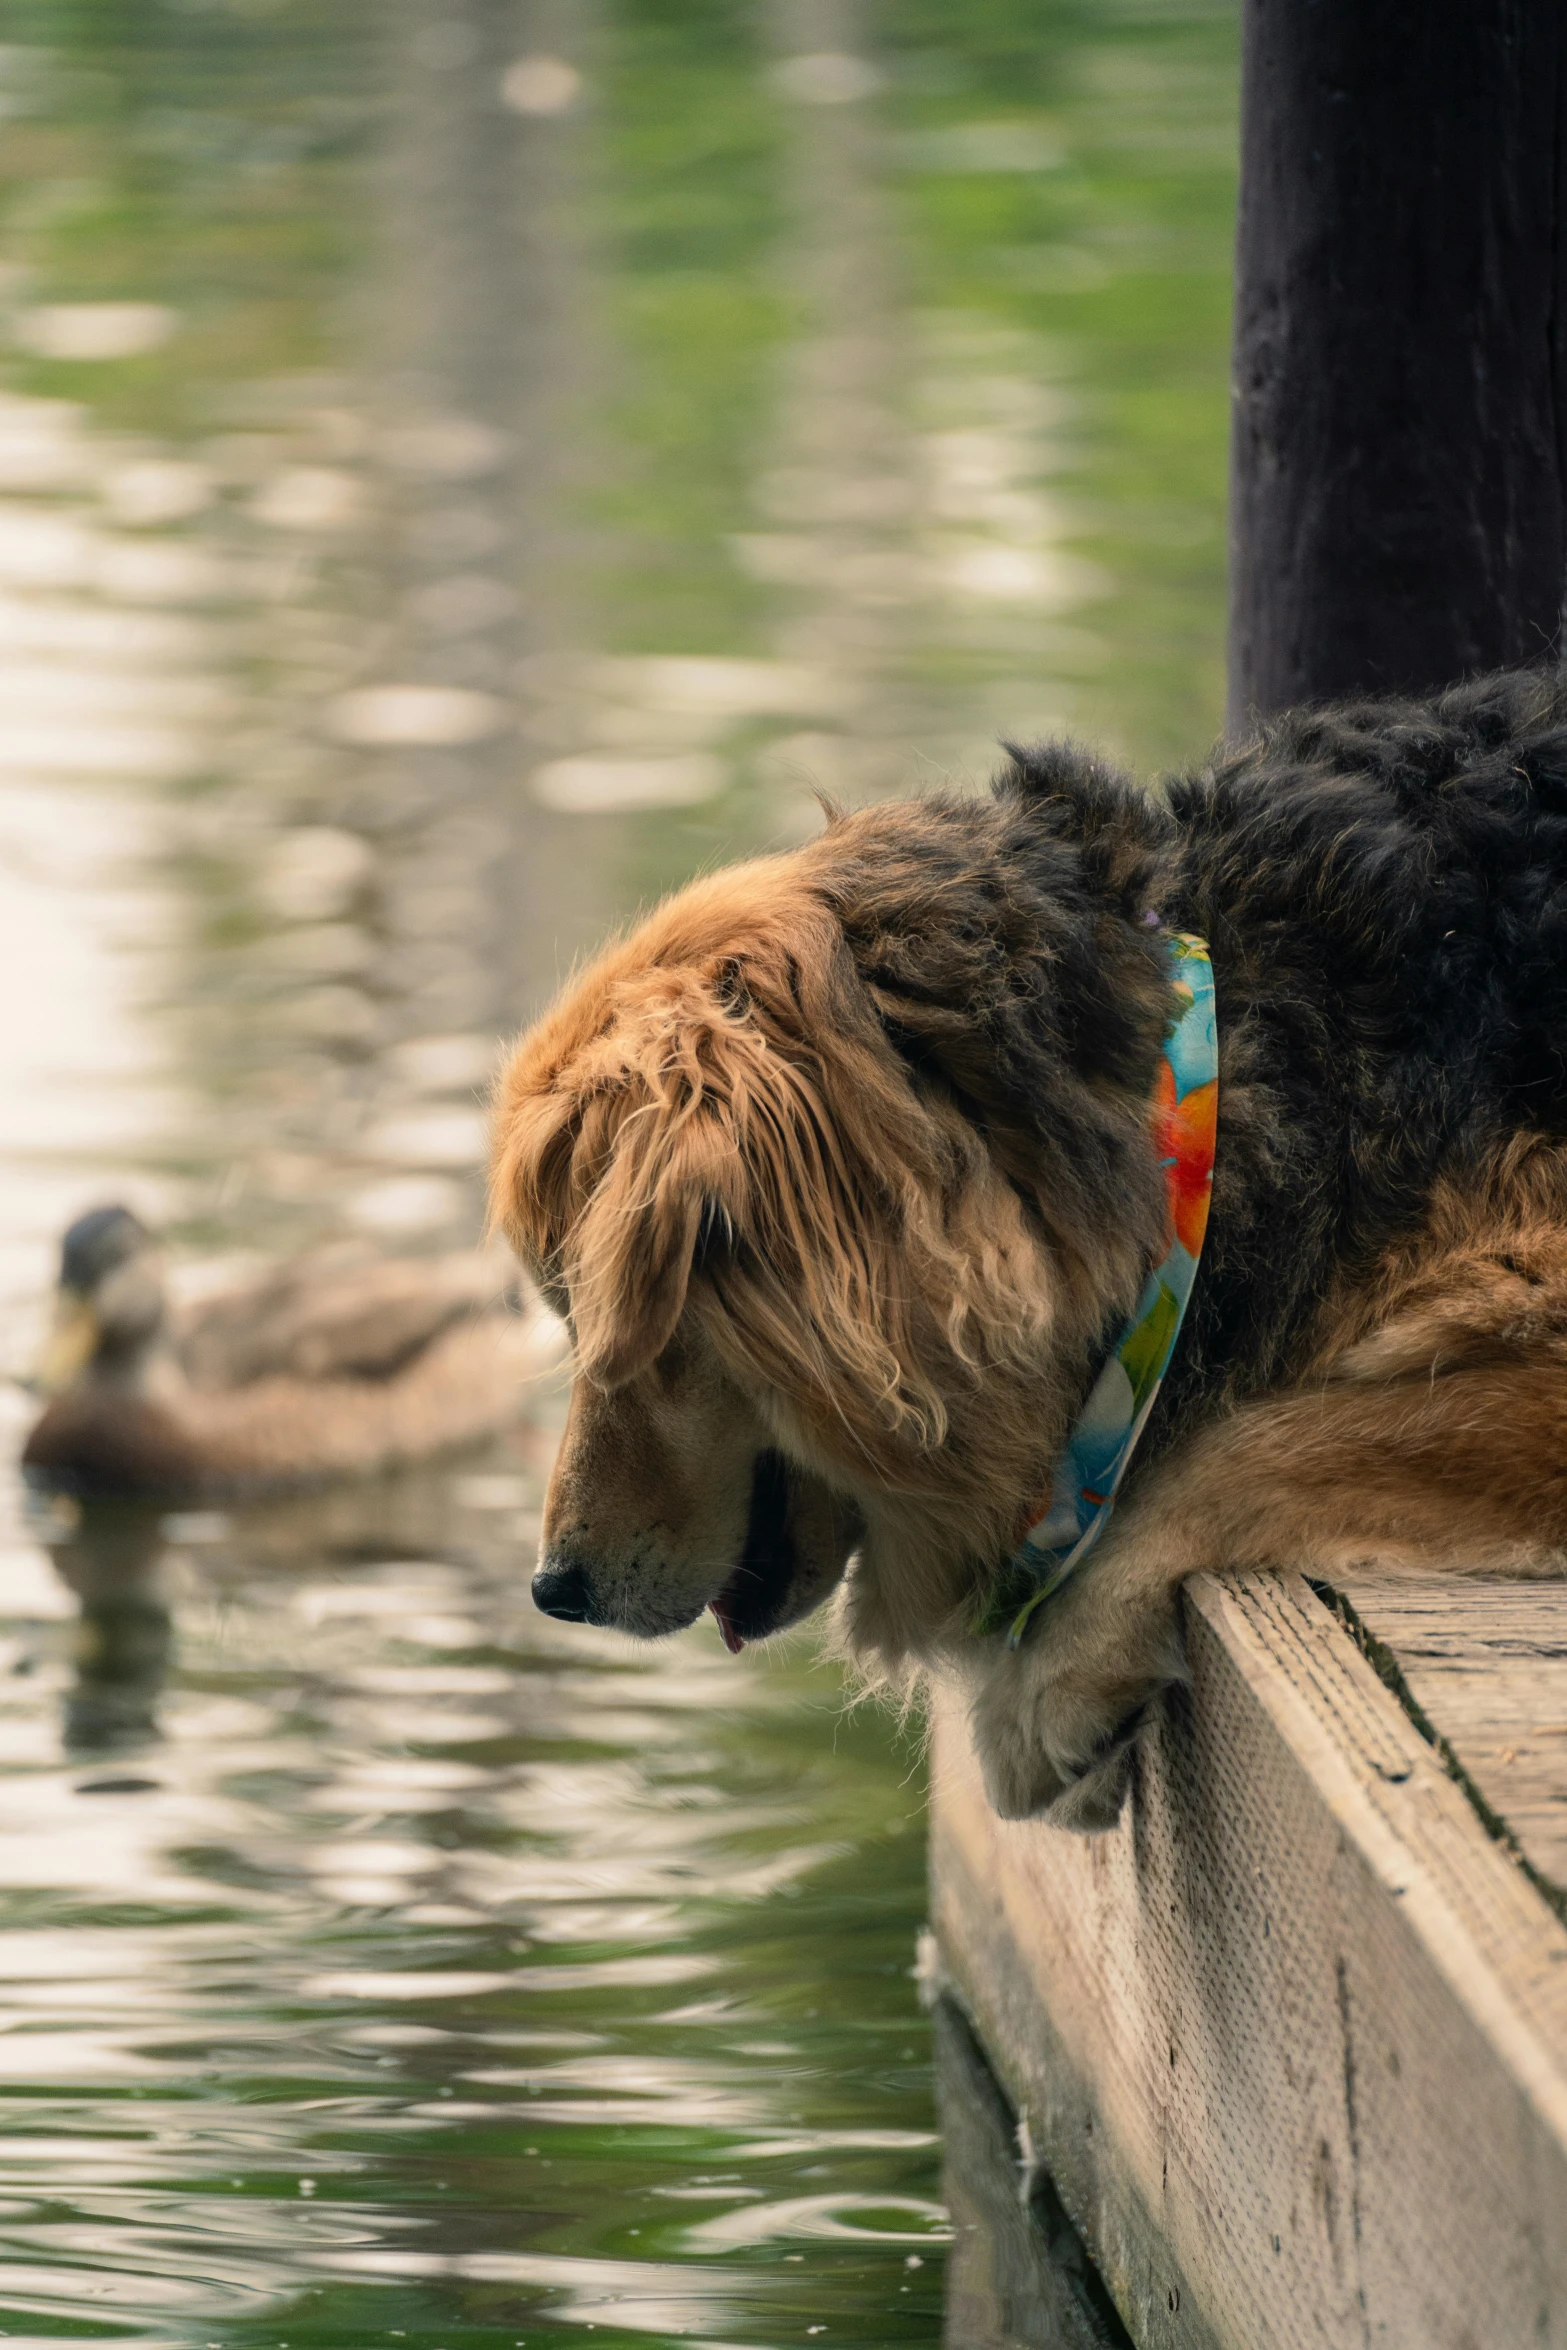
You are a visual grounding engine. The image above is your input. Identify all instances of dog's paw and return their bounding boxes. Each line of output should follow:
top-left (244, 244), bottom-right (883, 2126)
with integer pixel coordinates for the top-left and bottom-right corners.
top-left (970, 1676), bottom-right (1142, 1830)
top-left (1048, 1729), bottom-right (1140, 1831)
top-left (966, 1571), bottom-right (1183, 1831)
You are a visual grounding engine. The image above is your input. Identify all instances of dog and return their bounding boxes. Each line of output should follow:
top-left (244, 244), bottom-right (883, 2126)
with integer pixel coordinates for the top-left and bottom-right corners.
top-left (490, 668), bottom-right (1567, 1829)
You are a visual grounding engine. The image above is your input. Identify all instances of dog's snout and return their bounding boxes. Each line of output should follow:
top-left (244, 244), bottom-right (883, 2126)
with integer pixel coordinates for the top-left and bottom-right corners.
top-left (532, 1551), bottom-right (594, 1623)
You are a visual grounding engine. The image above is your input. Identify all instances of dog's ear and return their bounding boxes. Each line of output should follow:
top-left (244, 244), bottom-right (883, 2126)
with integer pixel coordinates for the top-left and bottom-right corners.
top-left (487, 1075), bottom-right (579, 1292)
top-left (565, 1121), bottom-right (715, 1388)
top-left (492, 967), bottom-right (761, 1391)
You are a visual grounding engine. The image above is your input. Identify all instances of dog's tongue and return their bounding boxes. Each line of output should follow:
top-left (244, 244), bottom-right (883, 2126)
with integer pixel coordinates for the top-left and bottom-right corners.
top-left (709, 1597), bottom-right (746, 1655)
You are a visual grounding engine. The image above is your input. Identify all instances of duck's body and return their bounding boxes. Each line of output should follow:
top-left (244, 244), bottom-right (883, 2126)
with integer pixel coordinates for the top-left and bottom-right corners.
top-left (23, 1207), bottom-right (562, 1499)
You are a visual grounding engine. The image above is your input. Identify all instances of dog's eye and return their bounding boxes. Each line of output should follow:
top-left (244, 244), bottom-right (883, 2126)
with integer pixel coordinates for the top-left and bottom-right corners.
top-left (691, 1198), bottom-right (734, 1277)
top-left (712, 959), bottom-right (751, 1018)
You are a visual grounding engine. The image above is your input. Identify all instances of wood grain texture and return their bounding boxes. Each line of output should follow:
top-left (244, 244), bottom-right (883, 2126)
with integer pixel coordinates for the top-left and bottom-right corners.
top-left (1335, 1577), bottom-right (1567, 1901)
top-left (929, 1571), bottom-right (1567, 2350)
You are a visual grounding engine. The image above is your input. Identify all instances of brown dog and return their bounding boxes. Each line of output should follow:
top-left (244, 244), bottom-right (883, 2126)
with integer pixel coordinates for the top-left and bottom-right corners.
top-left (491, 672), bottom-right (1567, 1828)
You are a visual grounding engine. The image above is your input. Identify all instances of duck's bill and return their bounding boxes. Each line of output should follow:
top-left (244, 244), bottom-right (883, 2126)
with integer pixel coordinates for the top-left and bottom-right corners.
top-left (32, 1290), bottom-right (99, 1395)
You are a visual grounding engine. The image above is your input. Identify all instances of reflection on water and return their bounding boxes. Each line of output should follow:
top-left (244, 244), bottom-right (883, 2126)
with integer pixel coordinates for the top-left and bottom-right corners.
top-left (0, 0), bottom-right (1236, 2339)
top-left (45, 1499), bottom-right (172, 1751)
top-left (1, 1458), bottom-right (946, 2344)
top-left (936, 2002), bottom-right (1132, 2349)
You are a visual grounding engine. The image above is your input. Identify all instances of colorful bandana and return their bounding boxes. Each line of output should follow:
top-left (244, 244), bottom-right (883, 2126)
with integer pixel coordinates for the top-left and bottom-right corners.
top-left (976, 931), bottom-right (1218, 1649)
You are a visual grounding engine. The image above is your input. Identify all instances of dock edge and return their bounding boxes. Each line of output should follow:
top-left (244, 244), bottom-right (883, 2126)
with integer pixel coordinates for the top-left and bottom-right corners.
top-left (928, 1570), bottom-right (1567, 2350)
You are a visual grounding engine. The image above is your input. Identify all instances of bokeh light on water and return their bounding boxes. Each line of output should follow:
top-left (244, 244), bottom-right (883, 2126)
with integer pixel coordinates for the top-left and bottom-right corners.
top-left (0, 2), bottom-right (1235, 2341)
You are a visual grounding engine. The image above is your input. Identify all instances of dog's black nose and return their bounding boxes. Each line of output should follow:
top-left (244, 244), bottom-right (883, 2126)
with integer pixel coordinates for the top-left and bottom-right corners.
top-left (532, 1553), bottom-right (593, 1622)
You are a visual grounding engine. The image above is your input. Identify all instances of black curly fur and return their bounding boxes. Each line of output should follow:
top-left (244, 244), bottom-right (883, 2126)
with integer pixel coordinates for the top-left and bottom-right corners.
top-left (810, 666), bottom-right (1567, 1481)
top-left (1024, 668), bottom-right (1567, 1457)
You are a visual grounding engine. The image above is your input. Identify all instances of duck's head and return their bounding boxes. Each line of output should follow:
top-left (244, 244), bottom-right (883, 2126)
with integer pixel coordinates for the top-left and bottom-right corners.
top-left (34, 1206), bottom-right (167, 1395)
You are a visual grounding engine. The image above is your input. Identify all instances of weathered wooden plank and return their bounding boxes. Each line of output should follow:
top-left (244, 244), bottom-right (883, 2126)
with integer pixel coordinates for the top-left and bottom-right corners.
top-left (1334, 1576), bottom-right (1567, 1901)
top-left (928, 1571), bottom-right (1567, 2350)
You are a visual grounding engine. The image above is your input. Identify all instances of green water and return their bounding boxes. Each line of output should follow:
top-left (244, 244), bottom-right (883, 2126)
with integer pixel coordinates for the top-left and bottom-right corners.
top-left (0, 2), bottom-right (1235, 2341)
top-left (0, 1464), bottom-right (942, 2345)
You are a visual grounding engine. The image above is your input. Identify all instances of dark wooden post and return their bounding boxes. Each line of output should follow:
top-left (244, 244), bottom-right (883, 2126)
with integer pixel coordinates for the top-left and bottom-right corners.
top-left (1227, 0), bottom-right (1567, 735)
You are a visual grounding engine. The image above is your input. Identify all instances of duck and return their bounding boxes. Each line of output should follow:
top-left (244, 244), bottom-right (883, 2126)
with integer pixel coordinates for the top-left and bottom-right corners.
top-left (22, 1203), bottom-right (564, 1499)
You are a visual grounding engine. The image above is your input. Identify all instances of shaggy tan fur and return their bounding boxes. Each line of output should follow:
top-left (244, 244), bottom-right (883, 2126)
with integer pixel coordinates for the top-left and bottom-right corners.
top-left (490, 835), bottom-right (1153, 1680)
top-left (490, 709), bottom-right (1567, 1828)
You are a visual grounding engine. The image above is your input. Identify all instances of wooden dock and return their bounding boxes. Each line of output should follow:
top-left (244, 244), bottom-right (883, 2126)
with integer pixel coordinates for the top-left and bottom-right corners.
top-left (927, 1571), bottom-right (1567, 2349)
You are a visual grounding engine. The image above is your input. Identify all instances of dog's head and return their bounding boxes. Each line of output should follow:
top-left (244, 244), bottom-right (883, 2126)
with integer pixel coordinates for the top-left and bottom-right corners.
top-left (490, 773), bottom-right (1171, 1668)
